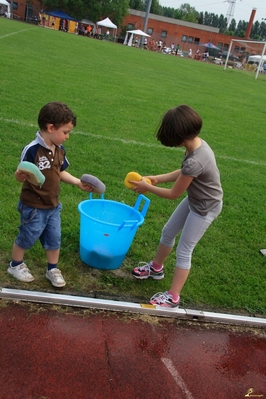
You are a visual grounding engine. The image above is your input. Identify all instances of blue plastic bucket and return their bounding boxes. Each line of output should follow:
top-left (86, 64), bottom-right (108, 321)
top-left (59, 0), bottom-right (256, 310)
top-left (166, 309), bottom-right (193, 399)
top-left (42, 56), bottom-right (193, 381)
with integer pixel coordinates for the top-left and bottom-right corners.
top-left (78, 194), bottom-right (150, 270)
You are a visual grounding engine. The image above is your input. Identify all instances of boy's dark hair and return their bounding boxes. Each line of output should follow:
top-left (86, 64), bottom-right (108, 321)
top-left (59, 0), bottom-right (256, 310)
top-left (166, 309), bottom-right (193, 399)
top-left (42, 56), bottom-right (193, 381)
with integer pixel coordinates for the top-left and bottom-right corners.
top-left (38, 101), bottom-right (77, 130)
top-left (156, 105), bottom-right (202, 147)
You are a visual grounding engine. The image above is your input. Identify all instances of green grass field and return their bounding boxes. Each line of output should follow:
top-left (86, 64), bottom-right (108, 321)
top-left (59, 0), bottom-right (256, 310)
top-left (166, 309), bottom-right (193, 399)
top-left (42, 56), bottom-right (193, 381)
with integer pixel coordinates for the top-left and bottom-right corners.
top-left (1, 18), bottom-right (266, 316)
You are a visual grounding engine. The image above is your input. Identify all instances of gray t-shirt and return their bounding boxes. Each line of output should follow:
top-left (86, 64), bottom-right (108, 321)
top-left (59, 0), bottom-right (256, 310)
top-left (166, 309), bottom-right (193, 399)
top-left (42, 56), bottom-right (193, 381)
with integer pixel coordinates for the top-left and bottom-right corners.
top-left (181, 139), bottom-right (223, 215)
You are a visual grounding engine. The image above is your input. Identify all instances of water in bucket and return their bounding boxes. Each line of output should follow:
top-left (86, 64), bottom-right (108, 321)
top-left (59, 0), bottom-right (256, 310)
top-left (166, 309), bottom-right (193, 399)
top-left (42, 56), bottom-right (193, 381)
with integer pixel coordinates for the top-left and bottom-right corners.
top-left (78, 194), bottom-right (150, 270)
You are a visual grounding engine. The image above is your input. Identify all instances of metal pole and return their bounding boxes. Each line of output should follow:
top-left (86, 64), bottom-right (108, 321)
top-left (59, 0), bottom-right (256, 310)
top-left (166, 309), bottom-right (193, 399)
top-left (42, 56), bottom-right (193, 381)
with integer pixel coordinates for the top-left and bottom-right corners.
top-left (141, 0), bottom-right (152, 47)
top-left (255, 42), bottom-right (266, 80)
top-left (9, 0), bottom-right (13, 18)
top-left (224, 39), bottom-right (233, 70)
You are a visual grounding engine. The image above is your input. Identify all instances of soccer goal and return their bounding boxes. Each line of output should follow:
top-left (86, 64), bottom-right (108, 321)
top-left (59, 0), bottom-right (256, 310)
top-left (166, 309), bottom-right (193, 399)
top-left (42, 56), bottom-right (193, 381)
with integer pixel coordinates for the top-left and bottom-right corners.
top-left (224, 38), bottom-right (266, 79)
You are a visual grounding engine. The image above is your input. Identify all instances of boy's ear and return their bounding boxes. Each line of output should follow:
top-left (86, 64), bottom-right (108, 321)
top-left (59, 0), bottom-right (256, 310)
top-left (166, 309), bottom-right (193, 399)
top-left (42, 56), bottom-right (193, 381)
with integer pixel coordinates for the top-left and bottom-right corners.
top-left (46, 123), bottom-right (55, 133)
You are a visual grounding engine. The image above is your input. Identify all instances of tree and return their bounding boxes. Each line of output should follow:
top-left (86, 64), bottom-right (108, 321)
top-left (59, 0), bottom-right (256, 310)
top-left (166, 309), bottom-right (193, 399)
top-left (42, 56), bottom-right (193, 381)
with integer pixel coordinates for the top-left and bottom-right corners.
top-left (129, 0), bottom-right (145, 11)
top-left (178, 3), bottom-right (198, 23)
top-left (160, 7), bottom-right (174, 18)
top-left (150, 0), bottom-right (162, 16)
top-left (41, 0), bottom-right (130, 25)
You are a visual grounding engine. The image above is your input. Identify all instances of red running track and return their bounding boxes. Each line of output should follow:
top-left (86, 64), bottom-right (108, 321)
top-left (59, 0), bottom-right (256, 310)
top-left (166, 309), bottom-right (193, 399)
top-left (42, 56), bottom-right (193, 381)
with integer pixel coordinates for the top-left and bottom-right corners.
top-left (0, 301), bottom-right (266, 399)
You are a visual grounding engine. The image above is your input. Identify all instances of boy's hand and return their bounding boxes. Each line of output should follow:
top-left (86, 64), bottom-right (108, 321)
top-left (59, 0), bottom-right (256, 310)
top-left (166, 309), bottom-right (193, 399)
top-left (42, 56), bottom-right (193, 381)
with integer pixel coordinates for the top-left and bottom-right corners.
top-left (78, 181), bottom-right (94, 192)
top-left (15, 169), bottom-right (29, 183)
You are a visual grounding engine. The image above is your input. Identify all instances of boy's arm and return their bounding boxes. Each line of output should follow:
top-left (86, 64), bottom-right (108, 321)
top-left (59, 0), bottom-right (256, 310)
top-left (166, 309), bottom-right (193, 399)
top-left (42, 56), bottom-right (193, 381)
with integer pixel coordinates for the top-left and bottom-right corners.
top-left (60, 171), bottom-right (93, 192)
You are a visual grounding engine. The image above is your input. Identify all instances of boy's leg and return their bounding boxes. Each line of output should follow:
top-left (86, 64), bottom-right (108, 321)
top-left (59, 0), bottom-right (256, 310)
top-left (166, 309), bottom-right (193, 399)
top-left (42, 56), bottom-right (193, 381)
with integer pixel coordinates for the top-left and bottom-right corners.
top-left (11, 242), bottom-right (26, 262)
top-left (8, 202), bottom-right (43, 282)
top-left (8, 243), bottom-right (34, 282)
top-left (46, 248), bottom-right (60, 264)
top-left (45, 249), bottom-right (66, 288)
top-left (41, 204), bottom-right (66, 287)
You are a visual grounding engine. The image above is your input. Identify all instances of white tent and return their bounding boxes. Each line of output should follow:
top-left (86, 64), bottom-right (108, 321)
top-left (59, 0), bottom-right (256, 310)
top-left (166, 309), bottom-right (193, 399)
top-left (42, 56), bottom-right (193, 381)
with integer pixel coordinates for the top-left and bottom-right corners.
top-left (96, 17), bottom-right (117, 38)
top-left (123, 29), bottom-right (151, 47)
top-left (96, 17), bottom-right (117, 29)
top-left (248, 55), bottom-right (266, 63)
top-left (0, 0), bottom-right (10, 16)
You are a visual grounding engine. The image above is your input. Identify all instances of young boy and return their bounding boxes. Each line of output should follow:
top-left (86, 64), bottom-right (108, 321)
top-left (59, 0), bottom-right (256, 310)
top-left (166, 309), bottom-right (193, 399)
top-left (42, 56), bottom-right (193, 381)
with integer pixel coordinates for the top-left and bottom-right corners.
top-left (8, 101), bottom-right (93, 288)
top-left (130, 105), bottom-right (223, 308)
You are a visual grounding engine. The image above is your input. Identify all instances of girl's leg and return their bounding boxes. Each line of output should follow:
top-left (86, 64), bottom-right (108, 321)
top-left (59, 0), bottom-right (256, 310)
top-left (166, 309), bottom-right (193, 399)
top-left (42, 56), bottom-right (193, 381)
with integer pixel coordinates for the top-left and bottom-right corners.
top-left (132, 198), bottom-right (190, 279)
top-left (154, 197), bottom-right (190, 265)
top-left (171, 202), bottom-right (223, 296)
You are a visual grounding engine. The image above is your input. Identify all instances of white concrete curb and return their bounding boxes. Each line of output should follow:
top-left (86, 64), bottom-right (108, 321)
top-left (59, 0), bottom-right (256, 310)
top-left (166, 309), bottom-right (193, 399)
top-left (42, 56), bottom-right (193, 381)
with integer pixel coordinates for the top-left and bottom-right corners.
top-left (0, 288), bottom-right (265, 328)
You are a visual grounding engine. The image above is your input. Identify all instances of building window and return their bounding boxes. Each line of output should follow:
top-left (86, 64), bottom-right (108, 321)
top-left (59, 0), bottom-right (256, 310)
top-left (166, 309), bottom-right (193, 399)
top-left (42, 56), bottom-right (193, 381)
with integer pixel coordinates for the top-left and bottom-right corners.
top-left (218, 42), bottom-right (223, 49)
top-left (161, 30), bottom-right (167, 38)
top-left (127, 23), bottom-right (134, 30)
top-left (194, 37), bottom-right (200, 44)
top-left (223, 44), bottom-right (229, 51)
top-left (147, 27), bottom-right (153, 35)
top-left (182, 35), bottom-right (187, 42)
top-left (188, 36), bottom-right (193, 43)
top-left (13, 1), bottom-right (18, 10)
top-left (234, 46), bottom-right (240, 53)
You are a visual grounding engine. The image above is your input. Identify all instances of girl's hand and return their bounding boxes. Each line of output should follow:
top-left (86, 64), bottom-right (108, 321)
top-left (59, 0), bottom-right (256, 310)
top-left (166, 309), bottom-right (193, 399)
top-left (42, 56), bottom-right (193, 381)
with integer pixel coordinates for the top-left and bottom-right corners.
top-left (129, 177), bottom-right (150, 194)
top-left (144, 176), bottom-right (158, 186)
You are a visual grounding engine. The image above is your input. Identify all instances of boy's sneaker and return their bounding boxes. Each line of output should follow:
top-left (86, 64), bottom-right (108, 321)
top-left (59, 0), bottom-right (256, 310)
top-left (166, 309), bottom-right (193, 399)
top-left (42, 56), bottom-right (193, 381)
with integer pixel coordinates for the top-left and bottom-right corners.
top-left (259, 249), bottom-right (266, 256)
top-left (132, 261), bottom-right (164, 280)
top-left (150, 291), bottom-right (180, 308)
top-left (7, 262), bottom-right (34, 282)
top-left (46, 268), bottom-right (66, 288)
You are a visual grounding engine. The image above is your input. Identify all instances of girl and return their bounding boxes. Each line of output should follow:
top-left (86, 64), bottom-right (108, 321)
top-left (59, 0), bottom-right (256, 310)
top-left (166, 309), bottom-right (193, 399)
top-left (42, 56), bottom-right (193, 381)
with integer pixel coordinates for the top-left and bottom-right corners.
top-left (130, 105), bottom-right (223, 308)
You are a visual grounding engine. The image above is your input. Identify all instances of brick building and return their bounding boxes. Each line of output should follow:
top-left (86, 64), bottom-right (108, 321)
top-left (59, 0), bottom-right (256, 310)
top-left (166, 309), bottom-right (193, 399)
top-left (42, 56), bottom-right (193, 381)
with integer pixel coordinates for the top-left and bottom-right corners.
top-left (6, 1), bottom-right (262, 56)
top-left (119, 9), bottom-right (261, 57)
top-left (9, 0), bottom-right (41, 21)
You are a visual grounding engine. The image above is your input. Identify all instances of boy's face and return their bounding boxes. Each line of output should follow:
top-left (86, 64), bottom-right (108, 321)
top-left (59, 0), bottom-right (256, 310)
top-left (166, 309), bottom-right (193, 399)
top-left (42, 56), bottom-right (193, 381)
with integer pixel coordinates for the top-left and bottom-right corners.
top-left (47, 122), bottom-right (74, 146)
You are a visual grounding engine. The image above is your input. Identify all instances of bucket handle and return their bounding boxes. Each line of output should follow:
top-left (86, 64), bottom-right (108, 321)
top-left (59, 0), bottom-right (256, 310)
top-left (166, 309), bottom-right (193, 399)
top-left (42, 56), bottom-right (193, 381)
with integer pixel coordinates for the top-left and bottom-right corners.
top-left (133, 194), bottom-right (150, 218)
top-left (89, 193), bottom-right (104, 200)
top-left (118, 220), bottom-right (139, 231)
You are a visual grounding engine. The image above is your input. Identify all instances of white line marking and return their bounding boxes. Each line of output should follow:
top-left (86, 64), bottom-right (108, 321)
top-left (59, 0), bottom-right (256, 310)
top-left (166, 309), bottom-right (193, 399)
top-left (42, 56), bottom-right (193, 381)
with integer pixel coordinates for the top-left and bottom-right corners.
top-left (162, 357), bottom-right (195, 399)
top-left (0, 117), bottom-right (265, 166)
top-left (0, 29), bottom-right (33, 39)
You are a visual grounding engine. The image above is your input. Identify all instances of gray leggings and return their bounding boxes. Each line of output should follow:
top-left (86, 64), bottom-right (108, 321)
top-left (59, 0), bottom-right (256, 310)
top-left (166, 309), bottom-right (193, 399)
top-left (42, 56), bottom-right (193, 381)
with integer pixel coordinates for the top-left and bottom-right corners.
top-left (160, 196), bottom-right (222, 270)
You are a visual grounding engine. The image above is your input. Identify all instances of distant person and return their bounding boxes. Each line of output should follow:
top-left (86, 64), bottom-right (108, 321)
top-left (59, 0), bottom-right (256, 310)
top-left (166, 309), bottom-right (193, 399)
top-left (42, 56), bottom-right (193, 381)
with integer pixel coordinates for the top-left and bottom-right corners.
top-left (175, 44), bottom-right (180, 55)
top-left (157, 40), bottom-right (162, 52)
top-left (130, 105), bottom-right (223, 308)
top-left (188, 48), bottom-right (192, 59)
top-left (171, 43), bottom-right (175, 54)
top-left (42, 14), bottom-right (46, 27)
top-left (86, 25), bottom-right (92, 37)
top-left (51, 17), bottom-right (55, 29)
top-left (144, 37), bottom-right (148, 49)
top-left (94, 27), bottom-right (99, 38)
top-left (203, 51), bottom-right (209, 61)
top-left (7, 102), bottom-right (94, 288)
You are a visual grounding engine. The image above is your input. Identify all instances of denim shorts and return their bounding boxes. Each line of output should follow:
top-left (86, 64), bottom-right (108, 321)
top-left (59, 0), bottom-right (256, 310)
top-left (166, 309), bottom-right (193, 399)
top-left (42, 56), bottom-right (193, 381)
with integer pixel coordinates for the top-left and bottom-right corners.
top-left (15, 201), bottom-right (62, 251)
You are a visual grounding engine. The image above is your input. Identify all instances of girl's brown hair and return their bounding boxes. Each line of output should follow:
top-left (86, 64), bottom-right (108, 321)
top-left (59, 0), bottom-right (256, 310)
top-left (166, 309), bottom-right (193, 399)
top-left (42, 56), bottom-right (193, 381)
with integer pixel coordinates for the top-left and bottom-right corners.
top-left (156, 105), bottom-right (202, 147)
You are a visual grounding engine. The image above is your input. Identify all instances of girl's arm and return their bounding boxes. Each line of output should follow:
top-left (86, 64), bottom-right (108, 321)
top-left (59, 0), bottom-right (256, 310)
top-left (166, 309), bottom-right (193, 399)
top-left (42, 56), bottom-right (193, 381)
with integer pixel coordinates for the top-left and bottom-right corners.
top-left (130, 172), bottom-right (193, 200)
top-left (147, 169), bottom-right (181, 185)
